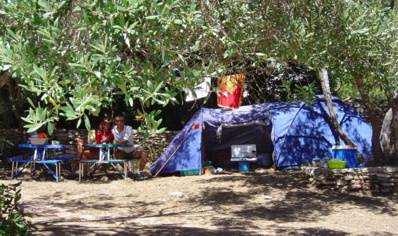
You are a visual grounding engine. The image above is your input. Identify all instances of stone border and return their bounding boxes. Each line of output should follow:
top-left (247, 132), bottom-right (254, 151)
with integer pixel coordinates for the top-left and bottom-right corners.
top-left (301, 166), bottom-right (398, 194)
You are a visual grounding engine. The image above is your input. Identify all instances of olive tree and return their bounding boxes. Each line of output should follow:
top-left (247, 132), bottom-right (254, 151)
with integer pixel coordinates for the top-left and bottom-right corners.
top-left (2, 0), bottom-right (398, 165)
top-left (269, 0), bottom-right (398, 164)
top-left (0, 0), bottom-right (216, 138)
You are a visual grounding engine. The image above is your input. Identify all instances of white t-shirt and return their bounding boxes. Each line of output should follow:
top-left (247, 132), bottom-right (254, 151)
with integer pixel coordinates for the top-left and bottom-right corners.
top-left (111, 125), bottom-right (136, 153)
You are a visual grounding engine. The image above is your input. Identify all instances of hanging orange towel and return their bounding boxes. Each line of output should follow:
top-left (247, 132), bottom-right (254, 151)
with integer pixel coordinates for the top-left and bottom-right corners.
top-left (217, 73), bottom-right (244, 109)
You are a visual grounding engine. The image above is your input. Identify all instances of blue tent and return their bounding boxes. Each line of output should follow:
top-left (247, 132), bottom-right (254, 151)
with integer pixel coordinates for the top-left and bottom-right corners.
top-left (150, 96), bottom-right (373, 175)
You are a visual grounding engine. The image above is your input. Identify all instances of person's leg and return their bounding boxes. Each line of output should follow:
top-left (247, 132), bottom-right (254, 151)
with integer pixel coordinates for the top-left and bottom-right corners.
top-left (114, 150), bottom-right (126, 160)
top-left (132, 151), bottom-right (148, 180)
top-left (115, 150), bottom-right (134, 175)
top-left (133, 151), bottom-right (148, 172)
top-left (82, 149), bottom-right (99, 174)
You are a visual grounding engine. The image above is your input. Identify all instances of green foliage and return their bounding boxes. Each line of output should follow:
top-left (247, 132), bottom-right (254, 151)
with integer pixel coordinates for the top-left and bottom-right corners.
top-left (270, 0), bottom-right (398, 102)
top-left (141, 139), bottom-right (167, 163)
top-left (0, 0), bottom-right (214, 134)
top-left (0, 136), bottom-right (14, 160)
top-left (279, 80), bottom-right (320, 108)
top-left (0, 181), bottom-right (31, 235)
top-left (136, 109), bottom-right (166, 140)
top-left (1, 0), bottom-right (398, 139)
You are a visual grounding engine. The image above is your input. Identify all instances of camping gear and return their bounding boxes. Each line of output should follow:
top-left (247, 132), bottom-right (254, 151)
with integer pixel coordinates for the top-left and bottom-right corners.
top-left (239, 161), bottom-right (250, 172)
top-left (29, 138), bottom-right (48, 145)
top-left (312, 158), bottom-right (321, 167)
top-left (202, 161), bottom-right (212, 167)
top-left (202, 161), bottom-right (212, 174)
top-left (150, 95), bottom-right (373, 176)
top-left (332, 145), bottom-right (358, 168)
top-left (212, 167), bottom-right (223, 174)
top-left (203, 166), bottom-right (214, 175)
top-left (52, 140), bottom-right (60, 145)
top-left (180, 169), bottom-right (200, 176)
top-left (88, 130), bottom-right (96, 144)
top-left (231, 144), bottom-right (257, 161)
top-left (247, 151), bottom-right (256, 158)
top-left (327, 160), bottom-right (347, 169)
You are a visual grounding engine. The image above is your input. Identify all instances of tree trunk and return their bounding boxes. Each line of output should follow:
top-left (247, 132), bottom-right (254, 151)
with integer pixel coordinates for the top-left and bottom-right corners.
top-left (388, 92), bottom-right (398, 165)
top-left (353, 77), bottom-right (385, 164)
top-left (318, 68), bottom-right (354, 145)
top-left (380, 108), bottom-right (392, 156)
top-left (0, 72), bottom-right (24, 128)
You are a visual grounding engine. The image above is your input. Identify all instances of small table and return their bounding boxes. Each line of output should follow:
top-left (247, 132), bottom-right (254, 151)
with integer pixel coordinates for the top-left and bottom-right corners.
top-left (12, 144), bottom-right (71, 181)
top-left (79, 143), bottom-right (130, 182)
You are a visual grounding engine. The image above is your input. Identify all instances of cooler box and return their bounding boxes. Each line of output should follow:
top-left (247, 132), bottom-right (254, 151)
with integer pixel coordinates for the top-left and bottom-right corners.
top-left (332, 145), bottom-right (357, 168)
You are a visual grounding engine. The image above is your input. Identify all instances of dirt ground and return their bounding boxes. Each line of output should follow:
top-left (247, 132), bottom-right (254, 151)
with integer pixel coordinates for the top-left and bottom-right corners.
top-left (1, 164), bottom-right (398, 236)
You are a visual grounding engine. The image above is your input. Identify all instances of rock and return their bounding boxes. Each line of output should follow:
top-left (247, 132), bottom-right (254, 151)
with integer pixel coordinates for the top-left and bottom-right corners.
top-left (390, 178), bottom-right (398, 183)
top-left (380, 187), bottom-right (391, 193)
top-left (301, 166), bottom-right (398, 195)
top-left (382, 166), bottom-right (398, 174)
top-left (170, 192), bottom-right (186, 198)
top-left (321, 180), bottom-right (336, 185)
top-left (314, 174), bottom-right (327, 181)
top-left (348, 184), bottom-right (362, 190)
top-left (336, 179), bottom-right (347, 186)
top-left (344, 175), bottom-right (354, 181)
top-left (350, 180), bottom-right (363, 185)
top-left (378, 177), bottom-right (391, 183)
top-left (393, 186), bottom-right (398, 194)
top-left (379, 182), bottom-right (395, 187)
top-left (331, 169), bottom-right (348, 174)
top-left (377, 173), bottom-right (391, 178)
top-left (353, 175), bottom-right (364, 180)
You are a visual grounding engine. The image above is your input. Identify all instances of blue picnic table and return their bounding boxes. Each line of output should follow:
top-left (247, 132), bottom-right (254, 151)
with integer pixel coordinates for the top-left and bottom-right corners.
top-left (79, 143), bottom-right (130, 182)
top-left (11, 144), bottom-right (71, 182)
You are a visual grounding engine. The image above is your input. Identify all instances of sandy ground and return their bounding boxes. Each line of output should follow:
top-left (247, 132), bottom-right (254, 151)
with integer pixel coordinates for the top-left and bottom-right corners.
top-left (1, 165), bottom-right (398, 236)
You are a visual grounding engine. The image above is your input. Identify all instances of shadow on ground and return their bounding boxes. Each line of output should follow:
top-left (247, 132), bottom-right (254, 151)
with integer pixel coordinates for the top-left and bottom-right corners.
top-left (4, 166), bottom-right (397, 235)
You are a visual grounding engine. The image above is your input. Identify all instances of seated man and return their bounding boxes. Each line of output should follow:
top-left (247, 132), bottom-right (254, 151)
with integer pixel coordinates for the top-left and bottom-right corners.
top-left (112, 114), bottom-right (148, 180)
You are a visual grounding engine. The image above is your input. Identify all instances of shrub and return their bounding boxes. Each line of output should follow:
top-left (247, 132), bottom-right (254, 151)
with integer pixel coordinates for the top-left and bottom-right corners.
top-left (0, 181), bottom-right (31, 235)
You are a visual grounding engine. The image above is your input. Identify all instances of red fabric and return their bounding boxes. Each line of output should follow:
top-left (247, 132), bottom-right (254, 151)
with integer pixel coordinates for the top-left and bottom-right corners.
top-left (97, 130), bottom-right (114, 144)
top-left (217, 73), bottom-right (244, 109)
top-left (194, 122), bottom-right (200, 130)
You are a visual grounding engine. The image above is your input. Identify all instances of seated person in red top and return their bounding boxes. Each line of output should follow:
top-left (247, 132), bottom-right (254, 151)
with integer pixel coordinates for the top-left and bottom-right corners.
top-left (97, 117), bottom-right (114, 144)
top-left (81, 117), bottom-right (114, 173)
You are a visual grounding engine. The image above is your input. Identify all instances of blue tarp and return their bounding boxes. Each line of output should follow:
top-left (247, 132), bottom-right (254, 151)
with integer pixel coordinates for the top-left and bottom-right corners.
top-left (150, 96), bottom-right (373, 175)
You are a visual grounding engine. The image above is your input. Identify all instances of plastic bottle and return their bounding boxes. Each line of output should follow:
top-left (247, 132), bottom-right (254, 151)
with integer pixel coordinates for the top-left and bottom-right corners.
top-left (96, 131), bottom-right (101, 144)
